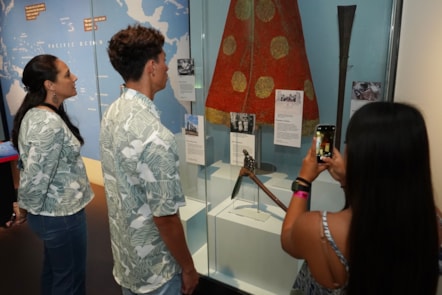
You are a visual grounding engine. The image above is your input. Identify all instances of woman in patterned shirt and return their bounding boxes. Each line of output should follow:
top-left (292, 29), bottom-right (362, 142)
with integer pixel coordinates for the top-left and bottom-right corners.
top-left (10, 54), bottom-right (94, 295)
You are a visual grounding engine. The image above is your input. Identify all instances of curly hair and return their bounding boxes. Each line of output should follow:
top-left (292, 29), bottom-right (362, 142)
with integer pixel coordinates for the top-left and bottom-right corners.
top-left (107, 24), bottom-right (165, 82)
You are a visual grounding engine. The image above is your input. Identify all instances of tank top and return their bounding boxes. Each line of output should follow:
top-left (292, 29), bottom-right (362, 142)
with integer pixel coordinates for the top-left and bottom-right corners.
top-left (291, 211), bottom-right (349, 295)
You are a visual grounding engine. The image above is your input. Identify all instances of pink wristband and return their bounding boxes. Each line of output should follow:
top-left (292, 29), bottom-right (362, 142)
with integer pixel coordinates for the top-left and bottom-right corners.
top-left (293, 191), bottom-right (309, 199)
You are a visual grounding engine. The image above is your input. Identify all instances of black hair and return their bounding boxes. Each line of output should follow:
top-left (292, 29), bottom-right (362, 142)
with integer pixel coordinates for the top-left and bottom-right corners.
top-left (11, 54), bottom-right (84, 150)
top-left (107, 24), bottom-right (165, 82)
top-left (345, 102), bottom-right (438, 294)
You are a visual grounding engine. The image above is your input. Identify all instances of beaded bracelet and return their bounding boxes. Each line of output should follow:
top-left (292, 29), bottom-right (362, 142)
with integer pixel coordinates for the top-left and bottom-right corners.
top-left (293, 190), bottom-right (309, 199)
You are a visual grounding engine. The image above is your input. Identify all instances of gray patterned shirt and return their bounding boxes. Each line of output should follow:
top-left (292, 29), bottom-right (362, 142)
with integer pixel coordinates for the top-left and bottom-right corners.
top-left (100, 87), bottom-right (186, 293)
top-left (17, 108), bottom-right (93, 216)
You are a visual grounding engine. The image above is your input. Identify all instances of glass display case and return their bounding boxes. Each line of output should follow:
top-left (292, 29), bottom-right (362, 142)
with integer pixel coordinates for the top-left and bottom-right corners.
top-left (185, 0), bottom-right (402, 294)
top-left (0, 1), bottom-right (402, 294)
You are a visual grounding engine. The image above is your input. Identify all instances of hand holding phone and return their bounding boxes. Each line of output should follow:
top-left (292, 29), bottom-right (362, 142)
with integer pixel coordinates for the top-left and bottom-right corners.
top-left (315, 124), bottom-right (336, 163)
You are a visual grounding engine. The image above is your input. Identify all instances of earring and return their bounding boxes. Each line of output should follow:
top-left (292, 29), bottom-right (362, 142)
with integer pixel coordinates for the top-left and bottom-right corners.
top-left (51, 92), bottom-right (59, 104)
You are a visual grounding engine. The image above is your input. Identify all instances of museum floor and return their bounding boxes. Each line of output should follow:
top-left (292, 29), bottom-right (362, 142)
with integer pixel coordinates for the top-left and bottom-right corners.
top-left (0, 183), bottom-right (249, 295)
top-left (2, 183), bottom-right (442, 295)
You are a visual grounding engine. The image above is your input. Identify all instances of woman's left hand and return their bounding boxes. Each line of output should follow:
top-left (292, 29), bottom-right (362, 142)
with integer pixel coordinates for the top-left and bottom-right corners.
top-left (5, 202), bottom-right (27, 228)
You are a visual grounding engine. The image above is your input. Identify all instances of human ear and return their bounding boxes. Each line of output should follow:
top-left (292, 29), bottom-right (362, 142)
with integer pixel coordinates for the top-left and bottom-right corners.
top-left (44, 80), bottom-right (55, 91)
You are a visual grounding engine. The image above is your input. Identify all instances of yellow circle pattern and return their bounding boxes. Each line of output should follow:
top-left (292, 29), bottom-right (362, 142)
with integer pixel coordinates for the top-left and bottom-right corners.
top-left (255, 76), bottom-right (274, 98)
top-left (270, 36), bottom-right (289, 59)
top-left (235, 0), bottom-right (252, 20)
top-left (231, 71), bottom-right (247, 92)
top-left (223, 35), bottom-right (237, 56)
top-left (256, 0), bottom-right (275, 22)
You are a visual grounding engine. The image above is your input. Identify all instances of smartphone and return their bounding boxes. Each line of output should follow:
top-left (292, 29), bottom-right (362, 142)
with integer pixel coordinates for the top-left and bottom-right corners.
top-left (315, 124), bottom-right (336, 163)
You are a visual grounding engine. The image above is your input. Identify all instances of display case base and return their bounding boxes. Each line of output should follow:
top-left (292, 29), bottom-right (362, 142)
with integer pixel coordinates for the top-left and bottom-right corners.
top-left (208, 198), bottom-right (299, 295)
top-left (180, 197), bottom-right (207, 255)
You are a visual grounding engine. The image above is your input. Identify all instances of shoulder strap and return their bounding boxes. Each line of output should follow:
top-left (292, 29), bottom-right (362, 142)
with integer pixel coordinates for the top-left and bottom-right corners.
top-left (319, 211), bottom-right (339, 287)
top-left (319, 211), bottom-right (349, 288)
top-left (322, 211), bottom-right (349, 271)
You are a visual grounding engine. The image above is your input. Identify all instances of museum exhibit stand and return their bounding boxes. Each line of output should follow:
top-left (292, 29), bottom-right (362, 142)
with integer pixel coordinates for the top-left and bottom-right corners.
top-left (0, 1), bottom-right (402, 294)
top-left (169, 1), bottom-right (402, 293)
top-left (179, 1), bottom-right (401, 294)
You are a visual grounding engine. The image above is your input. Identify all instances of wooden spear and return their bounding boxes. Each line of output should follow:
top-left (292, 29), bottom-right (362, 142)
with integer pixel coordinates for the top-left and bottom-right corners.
top-left (335, 5), bottom-right (356, 150)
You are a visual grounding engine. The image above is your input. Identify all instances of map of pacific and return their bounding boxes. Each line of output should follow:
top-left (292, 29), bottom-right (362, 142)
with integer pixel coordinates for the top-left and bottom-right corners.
top-left (0, 0), bottom-right (190, 159)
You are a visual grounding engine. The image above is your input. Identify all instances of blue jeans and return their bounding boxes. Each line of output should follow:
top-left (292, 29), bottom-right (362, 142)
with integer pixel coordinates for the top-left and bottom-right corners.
top-left (121, 273), bottom-right (182, 295)
top-left (27, 209), bottom-right (87, 295)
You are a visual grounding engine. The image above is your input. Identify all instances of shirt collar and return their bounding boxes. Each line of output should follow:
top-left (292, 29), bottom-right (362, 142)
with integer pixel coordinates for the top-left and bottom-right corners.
top-left (120, 85), bottom-right (161, 119)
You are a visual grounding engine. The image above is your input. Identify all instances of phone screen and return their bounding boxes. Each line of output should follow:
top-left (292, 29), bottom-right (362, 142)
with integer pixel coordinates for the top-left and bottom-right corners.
top-left (315, 125), bottom-right (336, 163)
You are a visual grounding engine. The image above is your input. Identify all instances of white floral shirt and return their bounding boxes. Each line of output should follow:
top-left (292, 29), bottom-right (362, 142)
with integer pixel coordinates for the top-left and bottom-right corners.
top-left (100, 87), bottom-right (186, 293)
top-left (17, 108), bottom-right (94, 216)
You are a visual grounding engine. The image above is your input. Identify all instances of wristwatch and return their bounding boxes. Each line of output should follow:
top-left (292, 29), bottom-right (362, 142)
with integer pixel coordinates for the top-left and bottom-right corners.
top-left (291, 180), bottom-right (311, 193)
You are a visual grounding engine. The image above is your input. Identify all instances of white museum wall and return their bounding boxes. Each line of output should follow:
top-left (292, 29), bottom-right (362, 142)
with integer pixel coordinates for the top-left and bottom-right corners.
top-left (394, 0), bottom-right (442, 208)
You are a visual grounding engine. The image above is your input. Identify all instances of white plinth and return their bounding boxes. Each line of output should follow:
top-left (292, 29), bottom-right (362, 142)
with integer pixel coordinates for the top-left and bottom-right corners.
top-left (181, 161), bottom-right (346, 293)
top-left (208, 198), bottom-right (299, 295)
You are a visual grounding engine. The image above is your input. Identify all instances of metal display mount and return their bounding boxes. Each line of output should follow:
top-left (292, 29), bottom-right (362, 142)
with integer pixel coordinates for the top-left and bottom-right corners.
top-left (231, 149), bottom-right (288, 212)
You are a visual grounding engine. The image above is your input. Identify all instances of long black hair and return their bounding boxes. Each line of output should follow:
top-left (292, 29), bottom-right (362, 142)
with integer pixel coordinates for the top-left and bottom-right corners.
top-left (345, 102), bottom-right (439, 294)
top-left (11, 54), bottom-right (84, 150)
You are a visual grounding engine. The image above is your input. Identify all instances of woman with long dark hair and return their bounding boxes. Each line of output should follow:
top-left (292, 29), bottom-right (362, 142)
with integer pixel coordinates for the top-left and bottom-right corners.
top-left (9, 54), bottom-right (94, 295)
top-left (282, 102), bottom-right (439, 294)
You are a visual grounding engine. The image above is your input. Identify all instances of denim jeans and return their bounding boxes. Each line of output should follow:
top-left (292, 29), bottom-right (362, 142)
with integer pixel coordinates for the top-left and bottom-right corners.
top-left (27, 209), bottom-right (87, 295)
top-left (121, 273), bottom-right (182, 295)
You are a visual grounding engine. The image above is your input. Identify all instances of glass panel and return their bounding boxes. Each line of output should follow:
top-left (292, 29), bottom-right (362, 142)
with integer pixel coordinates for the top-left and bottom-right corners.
top-left (0, 0), bottom-right (401, 293)
top-left (0, 0), bottom-right (209, 279)
top-left (190, 0), bottom-right (401, 293)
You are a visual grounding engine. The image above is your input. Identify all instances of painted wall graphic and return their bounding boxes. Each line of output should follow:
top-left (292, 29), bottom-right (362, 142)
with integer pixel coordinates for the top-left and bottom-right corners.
top-left (0, 0), bottom-right (190, 160)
